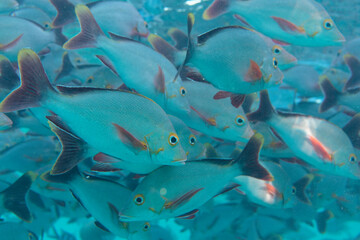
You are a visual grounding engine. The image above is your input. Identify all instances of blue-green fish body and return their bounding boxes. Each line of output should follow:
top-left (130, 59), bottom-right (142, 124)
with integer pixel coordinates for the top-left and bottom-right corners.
top-left (203, 0), bottom-right (345, 46)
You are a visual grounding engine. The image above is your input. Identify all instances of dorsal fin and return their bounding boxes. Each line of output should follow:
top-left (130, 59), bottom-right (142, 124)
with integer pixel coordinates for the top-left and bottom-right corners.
top-left (198, 26), bottom-right (249, 45)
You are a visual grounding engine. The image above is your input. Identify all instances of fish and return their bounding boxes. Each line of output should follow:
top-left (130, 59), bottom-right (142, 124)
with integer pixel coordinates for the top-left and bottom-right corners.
top-left (247, 90), bottom-right (360, 179)
top-left (63, 5), bottom-right (190, 115)
top-left (184, 16), bottom-right (283, 95)
top-left (119, 133), bottom-right (272, 221)
top-left (10, 7), bottom-right (53, 30)
top-left (0, 0), bottom-right (18, 13)
top-left (175, 80), bottom-right (254, 142)
top-left (148, 27), bottom-right (297, 70)
top-left (332, 38), bottom-right (360, 70)
top-left (0, 49), bottom-right (187, 174)
top-left (0, 222), bottom-right (38, 240)
top-left (50, 0), bottom-right (149, 39)
top-left (42, 167), bottom-right (152, 240)
top-left (203, 0), bottom-right (345, 46)
top-left (0, 171), bottom-right (37, 222)
top-left (0, 16), bottom-right (66, 61)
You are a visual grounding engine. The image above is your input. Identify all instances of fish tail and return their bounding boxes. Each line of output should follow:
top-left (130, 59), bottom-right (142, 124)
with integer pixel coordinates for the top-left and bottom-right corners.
top-left (0, 55), bottom-right (20, 90)
top-left (344, 54), bottom-right (360, 90)
top-left (246, 90), bottom-right (275, 122)
top-left (63, 4), bottom-right (105, 50)
top-left (1, 171), bottom-right (37, 222)
top-left (41, 166), bottom-right (80, 184)
top-left (203, 0), bottom-right (232, 20)
top-left (148, 34), bottom-right (178, 64)
top-left (316, 209), bottom-right (334, 234)
top-left (50, 0), bottom-right (76, 28)
top-left (319, 77), bottom-right (340, 113)
top-left (293, 174), bottom-right (314, 204)
top-left (0, 49), bottom-right (56, 113)
top-left (235, 133), bottom-right (273, 181)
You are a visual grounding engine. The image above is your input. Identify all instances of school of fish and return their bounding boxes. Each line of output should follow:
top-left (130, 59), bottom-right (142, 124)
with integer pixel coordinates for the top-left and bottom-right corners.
top-left (0, 0), bottom-right (359, 239)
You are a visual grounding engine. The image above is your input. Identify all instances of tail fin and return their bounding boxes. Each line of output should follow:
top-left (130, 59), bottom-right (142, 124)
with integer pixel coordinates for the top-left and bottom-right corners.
top-left (41, 166), bottom-right (80, 184)
top-left (246, 90), bottom-right (275, 122)
top-left (0, 55), bottom-right (20, 90)
top-left (168, 28), bottom-right (188, 50)
top-left (236, 133), bottom-right (273, 181)
top-left (344, 54), bottom-right (360, 90)
top-left (148, 34), bottom-right (178, 64)
top-left (319, 77), bottom-right (340, 113)
top-left (203, 0), bottom-right (231, 20)
top-left (0, 49), bottom-right (56, 113)
top-left (50, 0), bottom-right (76, 28)
top-left (316, 209), bottom-right (334, 234)
top-left (1, 171), bottom-right (37, 222)
top-left (293, 174), bottom-right (314, 204)
top-left (63, 4), bottom-right (105, 50)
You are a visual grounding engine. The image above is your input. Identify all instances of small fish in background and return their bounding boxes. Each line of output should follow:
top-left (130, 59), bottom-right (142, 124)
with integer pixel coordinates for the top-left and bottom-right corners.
top-left (247, 90), bottom-right (360, 179)
top-left (203, 0), bottom-right (346, 46)
top-left (0, 222), bottom-right (38, 240)
top-left (80, 220), bottom-right (115, 240)
top-left (183, 14), bottom-right (283, 97)
top-left (321, 67), bottom-right (351, 92)
top-left (119, 133), bottom-right (272, 221)
top-left (0, 15), bottom-right (66, 62)
top-left (42, 167), bottom-right (152, 240)
top-left (332, 37), bottom-right (360, 70)
top-left (10, 7), bottom-right (53, 30)
top-left (64, 5), bottom-right (190, 115)
top-left (50, 0), bottom-right (149, 39)
top-left (175, 80), bottom-right (253, 143)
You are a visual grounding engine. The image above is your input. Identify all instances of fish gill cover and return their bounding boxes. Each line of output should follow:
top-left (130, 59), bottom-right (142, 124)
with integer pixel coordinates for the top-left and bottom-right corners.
top-left (0, 0), bottom-right (359, 239)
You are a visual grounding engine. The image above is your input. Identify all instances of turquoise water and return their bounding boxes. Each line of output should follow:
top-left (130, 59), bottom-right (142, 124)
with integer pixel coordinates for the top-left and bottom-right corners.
top-left (0, 0), bottom-right (360, 239)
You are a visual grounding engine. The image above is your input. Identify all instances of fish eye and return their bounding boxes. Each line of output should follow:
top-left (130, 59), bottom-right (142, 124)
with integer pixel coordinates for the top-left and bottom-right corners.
top-left (44, 22), bottom-right (51, 29)
top-left (272, 45), bottom-right (281, 55)
top-left (168, 133), bottom-right (179, 146)
top-left (323, 19), bottom-right (334, 30)
top-left (75, 57), bottom-right (82, 64)
top-left (143, 222), bottom-right (150, 231)
top-left (235, 115), bottom-right (245, 126)
top-left (133, 194), bottom-right (145, 205)
top-left (291, 186), bottom-right (296, 195)
top-left (349, 154), bottom-right (357, 163)
top-left (179, 87), bottom-right (187, 96)
top-left (189, 134), bottom-right (196, 145)
top-left (272, 57), bottom-right (278, 69)
top-left (87, 76), bottom-right (94, 83)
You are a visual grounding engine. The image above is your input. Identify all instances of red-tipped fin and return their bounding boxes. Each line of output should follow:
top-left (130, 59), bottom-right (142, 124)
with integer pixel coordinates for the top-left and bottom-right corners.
top-left (176, 209), bottom-right (199, 219)
top-left (164, 188), bottom-right (204, 210)
top-left (63, 4), bottom-right (105, 49)
top-left (233, 14), bottom-right (252, 28)
top-left (0, 34), bottom-right (23, 51)
top-left (230, 94), bottom-right (245, 108)
top-left (319, 77), bottom-right (340, 113)
top-left (344, 54), bottom-right (360, 90)
top-left (91, 163), bottom-right (121, 172)
top-left (148, 34), bottom-right (177, 63)
top-left (190, 106), bottom-right (216, 126)
top-left (236, 133), bottom-right (273, 181)
top-left (96, 55), bottom-right (118, 76)
top-left (154, 66), bottom-right (165, 93)
top-left (213, 91), bottom-right (231, 99)
top-left (0, 49), bottom-right (55, 113)
top-left (50, 0), bottom-right (76, 28)
top-left (203, 0), bottom-right (231, 20)
top-left (245, 60), bottom-right (262, 82)
top-left (271, 16), bottom-right (305, 34)
top-left (94, 152), bottom-right (121, 163)
top-left (308, 135), bottom-right (332, 162)
top-left (112, 123), bottom-right (148, 152)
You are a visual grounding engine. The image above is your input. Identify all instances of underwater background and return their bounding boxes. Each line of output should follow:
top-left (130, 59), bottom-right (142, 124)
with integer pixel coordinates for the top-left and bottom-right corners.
top-left (0, 0), bottom-right (360, 239)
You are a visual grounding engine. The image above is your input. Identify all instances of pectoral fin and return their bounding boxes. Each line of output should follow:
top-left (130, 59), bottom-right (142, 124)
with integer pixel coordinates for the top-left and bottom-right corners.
top-left (112, 123), bottom-right (148, 152)
top-left (245, 60), bottom-right (262, 83)
top-left (164, 188), bottom-right (204, 210)
top-left (0, 34), bottom-right (23, 51)
top-left (271, 16), bottom-right (305, 34)
top-left (308, 135), bottom-right (332, 162)
top-left (154, 66), bottom-right (165, 93)
top-left (190, 106), bottom-right (216, 126)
